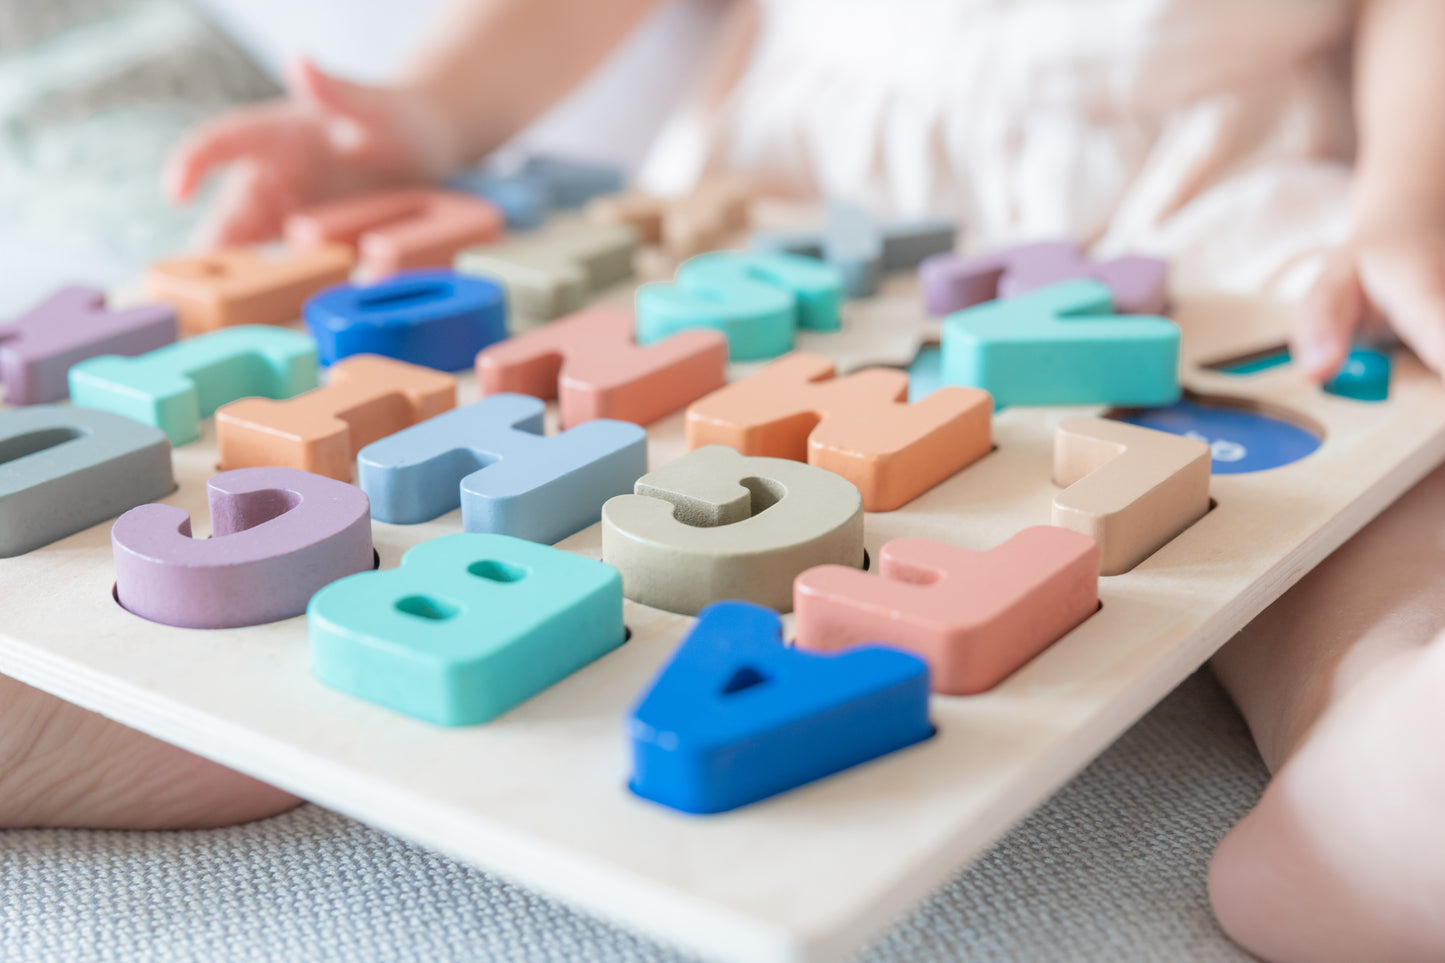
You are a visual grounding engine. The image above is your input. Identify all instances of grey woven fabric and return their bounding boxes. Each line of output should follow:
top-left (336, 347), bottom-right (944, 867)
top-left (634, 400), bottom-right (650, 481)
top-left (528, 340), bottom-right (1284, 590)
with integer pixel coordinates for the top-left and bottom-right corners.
top-left (0, 2), bottom-right (1270, 959)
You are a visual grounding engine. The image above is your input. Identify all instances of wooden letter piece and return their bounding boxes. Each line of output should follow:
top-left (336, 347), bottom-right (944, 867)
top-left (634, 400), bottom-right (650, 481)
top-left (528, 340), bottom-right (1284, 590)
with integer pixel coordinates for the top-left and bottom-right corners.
top-left (476, 307), bottom-right (727, 428)
top-left (146, 245), bottom-right (354, 334)
top-left (112, 467), bottom-right (373, 629)
top-left (600, 445), bottom-right (865, 615)
top-left (941, 279), bottom-right (1181, 408)
top-left (68, 326), bottom-right (319, 446)
top-left (286, 188), bottom-right (504, 277)
top-left (216, 355), bottom-right (455, 481)
top-left (1052, 416), bottom-right (1211, 575)
top-left (309, 533), bottom-right (626, 726)
top-left (687, 352), bottom-right (991, 512)
top-left (794, 528), bottom-right (1099, 695)
top-left (629, 601), bottom-right (933, 814)
top-left (357, 393), bottom-right (647, 545)
top-left (0, 286), bottom-right (175, 405)
top-left (0, 406), bottom-right (174, 557)
top-left (588, 178), bottom-right (751, 259)
top-left (920, 240), bottom-right (1169, 316)
top-left (455, 222), bottom-right (638, 320)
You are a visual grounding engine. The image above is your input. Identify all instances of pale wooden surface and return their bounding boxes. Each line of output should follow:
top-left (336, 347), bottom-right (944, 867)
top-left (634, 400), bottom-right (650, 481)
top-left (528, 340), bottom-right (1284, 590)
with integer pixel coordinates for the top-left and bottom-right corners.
top-left (2, 269), bottom-right (1444, 963)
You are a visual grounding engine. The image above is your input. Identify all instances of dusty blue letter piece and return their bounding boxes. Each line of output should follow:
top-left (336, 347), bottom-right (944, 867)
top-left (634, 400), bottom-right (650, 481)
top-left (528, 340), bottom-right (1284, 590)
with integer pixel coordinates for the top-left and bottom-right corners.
top-left (0, 405), bottom-right (174, 557)
top-left (357, 393), bottom-right (647, 543)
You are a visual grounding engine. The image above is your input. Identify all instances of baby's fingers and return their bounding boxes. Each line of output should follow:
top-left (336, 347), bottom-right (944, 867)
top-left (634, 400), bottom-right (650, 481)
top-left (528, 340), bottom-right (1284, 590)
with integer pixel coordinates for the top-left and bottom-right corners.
top-left (164, 111), bottom-right (278, 204)
top-left (1292, 252), bottom-right (1364, 382)
top-left (191, 164), bottom-right (286, 250)
top-left (1357, 246), bottom-right (1445, 376)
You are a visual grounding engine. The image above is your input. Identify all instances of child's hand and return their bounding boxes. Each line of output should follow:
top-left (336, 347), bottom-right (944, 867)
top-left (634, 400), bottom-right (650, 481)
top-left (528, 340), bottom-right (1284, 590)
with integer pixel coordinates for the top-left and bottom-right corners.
top-left (1293, 225), bottom-right (1445, 381)
top-left (164, 58), bottom-right (454, 249)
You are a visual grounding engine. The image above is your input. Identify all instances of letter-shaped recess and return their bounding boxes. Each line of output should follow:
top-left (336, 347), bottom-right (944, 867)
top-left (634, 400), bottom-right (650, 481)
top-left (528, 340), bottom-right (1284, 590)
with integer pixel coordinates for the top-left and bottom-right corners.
top-left (450, 154), bottom-right (625, 229)
top-left (309, 532), bottom-right (626, 725)
top-left (920, 240), bottom-right (1169, 316)
top-left (357, 393), bottom-right (647, 543)
top-left (304, 269), bottom-right (507, 371)
top-left (942, 279), bottom-right (1181, 408)
top-left (751, 203), bottom-right (956, 298)
top-left (794, 528), bottom-right (1099, 695)
top-left (285, 188), bottom-right (504, 277)
top-left (146, 244), bottom-right (354, 334)
top-left (600, 445), bottom-right (864, 614)
top-left (1053, 416), bottom-right (1212, 575)
top-left (629, 601), bottom-right (932, 814)
top-left (454, 222), bottom-right (638, 320)
top-left (0, 286), bottom-right (175, 405)
top-left (475, 307), bottom-right (727, 428)
top-left (217, 355), bottom-right (456, 481)
top-left (635, 251), bottom-right (843, 361)
top-left (112, 467), bottom-right (373, 629)
top-left (0, 406), bottom-right (173, 557)
top-left (68, 326), bottom-right (319, 446)
top-left (588, 178), bottom-right (751, 259)
top-left (686, 352), bottom-right (992, 512)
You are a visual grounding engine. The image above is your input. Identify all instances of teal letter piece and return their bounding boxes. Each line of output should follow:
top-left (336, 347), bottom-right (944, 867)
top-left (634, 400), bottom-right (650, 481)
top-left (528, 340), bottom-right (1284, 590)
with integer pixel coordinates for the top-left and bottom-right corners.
top-left (309, 533), bottom-right (626, 725)
top-left (941, 279), bottom-right (1180, 407)
top-left (635, 250), bottom-right (843, 361)
top-left (0, 405), bottom-right (173, 557)
top-left (69, 325), bottom-right (319, 445)
top-left (629, 601), bottom-right (933, 814)
top-left (357, 393), bottom-right (646, 543)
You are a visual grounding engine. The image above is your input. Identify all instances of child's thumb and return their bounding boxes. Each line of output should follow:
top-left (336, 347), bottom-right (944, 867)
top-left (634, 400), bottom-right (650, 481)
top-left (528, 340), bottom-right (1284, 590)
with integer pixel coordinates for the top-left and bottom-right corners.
top-left (1292, 254), bottom-right (1361, 381)
top-left (286, 56), bottom-right (382, 122)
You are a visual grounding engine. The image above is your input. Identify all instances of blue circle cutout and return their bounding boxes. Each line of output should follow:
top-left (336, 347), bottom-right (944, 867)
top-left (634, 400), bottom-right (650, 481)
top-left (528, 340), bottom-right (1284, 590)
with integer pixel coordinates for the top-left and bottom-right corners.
top-left (1116, 399), bottom-right (1321, 474)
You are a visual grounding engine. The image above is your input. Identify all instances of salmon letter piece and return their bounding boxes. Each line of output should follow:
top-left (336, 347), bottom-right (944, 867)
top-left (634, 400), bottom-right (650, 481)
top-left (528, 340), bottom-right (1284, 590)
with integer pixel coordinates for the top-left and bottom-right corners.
top-left (1052, 416), bottom-right (1211, 575)
top-left (286, 188), bottom-right (503, 277)
top-left (146, 245), bottom-right (354, 334)
top-left (476, 307), bottom-right (727, 428)
top-left (216, 355), bottom-right (456, 481)
top-left (794, 528), bottom-right (1099, 695)
top-left (685, 352), bottom-right (992, 511)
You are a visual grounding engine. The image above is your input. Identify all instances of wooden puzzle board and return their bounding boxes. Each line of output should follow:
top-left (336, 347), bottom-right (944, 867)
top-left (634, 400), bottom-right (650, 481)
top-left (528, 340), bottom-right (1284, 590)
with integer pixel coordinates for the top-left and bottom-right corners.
top-left (4, 267), bottom-right (1445, 963)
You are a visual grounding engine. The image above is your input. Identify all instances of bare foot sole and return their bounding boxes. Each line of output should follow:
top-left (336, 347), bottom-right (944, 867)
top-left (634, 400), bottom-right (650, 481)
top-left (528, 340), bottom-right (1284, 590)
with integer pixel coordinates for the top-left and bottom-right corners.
top-left (0, 675), bottom-right (300, 829)
top-left (1208, 639), bottom-right (1445, 963)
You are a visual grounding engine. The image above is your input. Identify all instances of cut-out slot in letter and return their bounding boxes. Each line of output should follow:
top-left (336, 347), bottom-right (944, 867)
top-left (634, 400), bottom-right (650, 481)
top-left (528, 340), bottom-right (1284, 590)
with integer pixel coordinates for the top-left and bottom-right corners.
top-left (305, 269), bottom-right (507, 371)
top-left (0, 406), bottom-right (173, 557)
top-left (600, 445), bottom-right (865, 615)
top-left (68, 325), bottom-right (319, 446)
top-left (217, 355), bottom-right (456, 481)
top-left (357, 393), bottom-right (647, 544)
top-left (686, 352), bottom-right (992, 511)
top-left (146, 245), bottom-right (354, 334)
top-left (475, 307), bottom-right (727, 428)
top-left (941, 279), bottom-right (1180, 408)
top-left (636, 250), bottom-right (843, 361)
top-left (0, 286), bottom-right (176, 405)
top-left (920, 240), bottom-right (1169, 316)
top-left (1053, 416), bottom-right (1211, 575)
top-left (629, 601), bottom-right (933, 814)
top-left (286, 188), bottom-right (504, 277)
top-left (309, 533), bottom-right (626, 725)
top-left (112, 467), bottom-right (373, 629)
top-left (455, 222), bottom-right (638, 320)
top-left (794, 528), bottom-right (1099, 694)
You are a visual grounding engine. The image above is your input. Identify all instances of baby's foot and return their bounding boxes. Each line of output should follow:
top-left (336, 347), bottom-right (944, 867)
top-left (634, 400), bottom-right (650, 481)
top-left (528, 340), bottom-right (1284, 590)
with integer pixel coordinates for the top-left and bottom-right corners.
top-left (1208, 637), bottom-right (1445, 963)
top-left (0, 675), bottom-right (299, 829)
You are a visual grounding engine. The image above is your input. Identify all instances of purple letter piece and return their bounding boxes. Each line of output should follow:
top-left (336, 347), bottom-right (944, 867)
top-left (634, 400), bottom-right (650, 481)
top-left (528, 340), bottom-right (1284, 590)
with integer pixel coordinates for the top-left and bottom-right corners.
top-left (919, 242), bottom-right (1168, 317)
top-left (112, 466), bottom-right (373, 629)
top-left (0, 286), bottom-right (177, 405)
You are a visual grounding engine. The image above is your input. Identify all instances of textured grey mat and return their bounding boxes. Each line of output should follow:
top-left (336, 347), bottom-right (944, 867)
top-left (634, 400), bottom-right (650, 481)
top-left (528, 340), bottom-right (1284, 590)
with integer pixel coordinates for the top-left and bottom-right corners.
top-left (0, 1), bottom-right (1267, 960)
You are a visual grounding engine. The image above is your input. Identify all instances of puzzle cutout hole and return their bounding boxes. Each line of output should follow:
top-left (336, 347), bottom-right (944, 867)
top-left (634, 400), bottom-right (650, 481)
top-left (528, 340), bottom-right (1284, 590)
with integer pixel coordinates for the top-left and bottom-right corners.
top-left (1110, 391), bottom-right (1325, 475)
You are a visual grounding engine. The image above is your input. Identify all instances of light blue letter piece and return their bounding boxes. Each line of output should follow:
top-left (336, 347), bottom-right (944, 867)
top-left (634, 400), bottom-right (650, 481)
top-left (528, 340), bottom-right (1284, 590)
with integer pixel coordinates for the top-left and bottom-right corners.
top-left (309, 533), bottom-right (626, 725)
top-left (0, 405), bottom-right (174, 557)
top-left (635, 250), bottom-right (843, 361)
top-left (941, 279), bottom-right (1180, 407)
top-left (357, 393), bottom-right (647, 543)
top-left (68, 325), bottom-right (319, 445)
